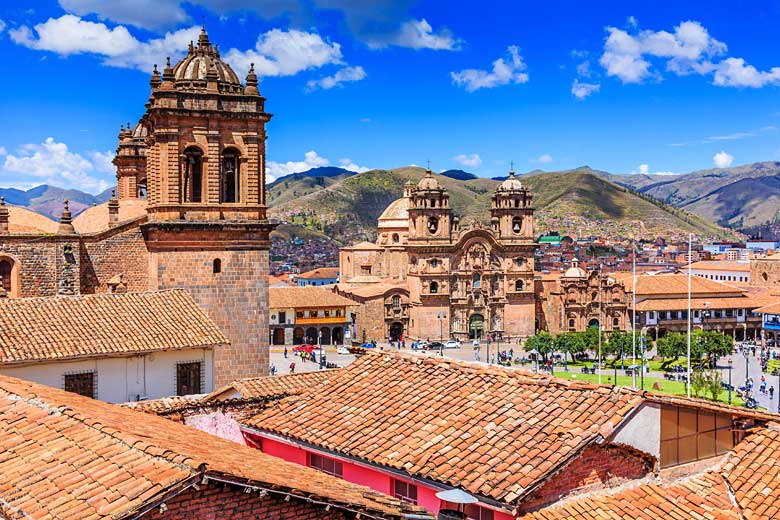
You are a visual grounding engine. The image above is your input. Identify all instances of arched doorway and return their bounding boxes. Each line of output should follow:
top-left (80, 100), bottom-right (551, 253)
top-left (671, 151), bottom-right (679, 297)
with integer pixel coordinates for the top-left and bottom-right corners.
top-left (272, 328), bottom-right (285, 345)
top-left (305, 327), bottom-right (318, 344)
top-left (469, 314), bottom-right (484, 339)
top-left (320, 327), bottom-right (332, 345)
top-left (293, 327), bottom-right (305, 345)
top-left (332, 327), bottom-right (344, 345)
top-left (588, 318), bottom-right (599, 328)
top-left (0, 259), bottom-right (12, 294)
top-left (389, 322), bottom-right (404, 341)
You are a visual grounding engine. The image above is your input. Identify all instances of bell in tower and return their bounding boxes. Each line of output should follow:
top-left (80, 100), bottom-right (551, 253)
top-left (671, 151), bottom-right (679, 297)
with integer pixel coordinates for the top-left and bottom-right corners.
top-left (491, 167), bottom-right (534, 243)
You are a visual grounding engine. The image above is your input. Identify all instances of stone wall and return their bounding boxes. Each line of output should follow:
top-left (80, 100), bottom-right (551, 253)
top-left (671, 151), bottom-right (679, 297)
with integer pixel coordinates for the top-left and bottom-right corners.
top-left (519, 444), bottom-right (653, 513)
top-left (80, 223), bottom-right (149, 293)
top-left (151, 248), bottom-right (269, 386)
top-left (0, 236), bottom-right (64, 297)
top-left (751, 257), bottom-right (780, 286)
top-left (140, 482), bottom-right (349, 520)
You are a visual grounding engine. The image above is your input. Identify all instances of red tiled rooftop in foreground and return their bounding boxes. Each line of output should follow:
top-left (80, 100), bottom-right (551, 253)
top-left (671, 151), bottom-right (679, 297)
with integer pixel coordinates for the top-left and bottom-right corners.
top-left (0, 374), bottom-right (431, 519)
top-left (246, 350), bottom-right (645, 504)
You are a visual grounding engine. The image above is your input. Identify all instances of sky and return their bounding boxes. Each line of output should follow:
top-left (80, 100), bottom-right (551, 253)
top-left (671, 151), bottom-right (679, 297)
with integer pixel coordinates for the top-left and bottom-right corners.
top-left (1, 0), bottom-right (780, 193)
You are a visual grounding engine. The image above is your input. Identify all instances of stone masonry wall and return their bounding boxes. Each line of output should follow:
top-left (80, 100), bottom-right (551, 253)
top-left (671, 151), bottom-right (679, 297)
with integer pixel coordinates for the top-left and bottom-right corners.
top-left (519, 444), bottom-right (652, 513)
top-left (80, 225), bottom-right (149, 293)
top-left (0, 237), bottom-right (60, 297)
top-left (140, 482), bottom-right (349, 520)
top-left (152, 248), bottom-right (269, 386)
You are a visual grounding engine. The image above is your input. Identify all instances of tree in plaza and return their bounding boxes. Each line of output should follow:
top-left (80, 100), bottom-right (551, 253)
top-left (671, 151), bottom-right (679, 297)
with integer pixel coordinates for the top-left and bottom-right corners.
top-left (693, 330), bottom-right (733, 367)
top-left (525, 331), bottom-right (554, 361)
top-left (605, 331), bottom-right (631, 366)
top-left (656, 332), bottom-right (687, 363)
top-left (691, 369), bottom-right (723, 401)
top-left (554, 332), bottom-right (586, 363)
top-left (582, 326), bottom-right (605, 353)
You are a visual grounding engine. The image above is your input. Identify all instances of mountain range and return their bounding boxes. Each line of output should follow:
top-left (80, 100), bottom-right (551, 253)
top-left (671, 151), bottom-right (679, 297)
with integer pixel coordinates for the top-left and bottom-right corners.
top-left (6, 160), bottom-right (780, 243)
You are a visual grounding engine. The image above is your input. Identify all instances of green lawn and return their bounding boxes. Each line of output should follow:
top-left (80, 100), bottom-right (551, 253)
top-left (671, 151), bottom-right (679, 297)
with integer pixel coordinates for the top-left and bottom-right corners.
top-left (553, 371), bottom-right (744, 406)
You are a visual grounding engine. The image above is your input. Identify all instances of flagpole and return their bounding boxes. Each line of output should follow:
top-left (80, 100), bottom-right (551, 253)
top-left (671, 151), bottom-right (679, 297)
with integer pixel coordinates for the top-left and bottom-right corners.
top-left (687, 233), bottom-right (692, 398)
top-left (598, 264), bottom-right (602, 385)
top-left (632, 242), bottom-right (637, 389)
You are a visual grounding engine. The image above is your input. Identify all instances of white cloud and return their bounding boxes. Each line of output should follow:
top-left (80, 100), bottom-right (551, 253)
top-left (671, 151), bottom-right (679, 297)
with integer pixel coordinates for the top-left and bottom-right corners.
top-left (712, 57), bottom-right (780, 88)
top-left (338, 158), bottom-right (370, 173)
top-left (576, 60), bottom-right (591, 77)
top-left (267, 150), bottom-right (329, 182)
top-left (713, 150), bottom-right (734, 168)
top-left (89, 150), bottom-right (116, 173)
top-left (306, 66), bottom-right (366, 91)
top-left (225, 28), bottom-right (344, 79)
top-left (638, 163), bottom-right (649, 174)
top-left (9, 15), bottom-right (199, 72)
top-left (369, 19), bottom-right (461, 50)
top-left (571, 79), bottom-right (600, 99)
top-left (59, 0), bottom-right (189, 30)
top-left (0, 19), bottom-right (6, 34)
top-left (600, 19), bottom-right (780, 89)
top-left (533, 154), bottom-right (553, 164)
top-left (452, 153), bottom-right (482, 168)
top-left (451, 45), bottom-right (529, 92)
top-left (0, 146), bottom-right (6, 156)
top-left (1, 138), bottom-right (111, 193)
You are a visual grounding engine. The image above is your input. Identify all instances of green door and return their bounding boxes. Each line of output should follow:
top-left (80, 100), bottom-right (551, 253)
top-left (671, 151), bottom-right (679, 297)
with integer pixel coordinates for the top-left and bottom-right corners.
top-left (469, 314), bottom-right (484, 339)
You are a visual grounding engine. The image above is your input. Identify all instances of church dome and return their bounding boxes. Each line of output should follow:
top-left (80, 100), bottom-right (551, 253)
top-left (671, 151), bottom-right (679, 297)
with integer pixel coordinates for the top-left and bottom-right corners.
top-left (563, 258), bottom-right (587, 279)
top-left (417, 168), bottom-right (442, 191)
top-left (498, 169), bottom-right (523, 191)
top-left (377, 197), bottom-right (409, 229)
top-left (171, 28), bottom-right (242, 89)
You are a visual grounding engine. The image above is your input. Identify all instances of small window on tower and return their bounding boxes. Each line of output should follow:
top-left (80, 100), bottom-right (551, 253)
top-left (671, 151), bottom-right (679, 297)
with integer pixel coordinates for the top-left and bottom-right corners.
top-left (427, 217), bottom-right (439, 234)
top-left (512, 217), bottom-right (522, 234)
top-left (392, 233), bottom-right (400, 243)
top-left (213, 258), bottom-right (222, 274)
top-left (430, 281), bottom-right (439, 294)
top-left (221, 149), bottom-right (240, 203)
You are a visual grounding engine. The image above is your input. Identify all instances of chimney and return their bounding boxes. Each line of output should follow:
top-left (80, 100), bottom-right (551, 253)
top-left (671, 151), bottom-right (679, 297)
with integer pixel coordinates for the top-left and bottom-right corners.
top-left (108, 190), bottom-right (119, 226)
top-left (0, 196), bottom-right (8, 234)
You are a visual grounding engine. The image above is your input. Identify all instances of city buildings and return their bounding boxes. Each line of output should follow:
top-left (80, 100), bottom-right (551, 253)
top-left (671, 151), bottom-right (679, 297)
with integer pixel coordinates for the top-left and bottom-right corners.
top-left (269, 286), bottom-right (355, 345)
top-left (297, 266), bottom-right (340, 286)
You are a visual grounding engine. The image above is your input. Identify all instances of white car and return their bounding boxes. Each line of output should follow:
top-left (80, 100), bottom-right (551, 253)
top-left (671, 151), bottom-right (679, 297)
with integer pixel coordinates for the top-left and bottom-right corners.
top-left (444, 339), bottom-right (461, 349)
top-left (336, 345), bottom-right (350, 355)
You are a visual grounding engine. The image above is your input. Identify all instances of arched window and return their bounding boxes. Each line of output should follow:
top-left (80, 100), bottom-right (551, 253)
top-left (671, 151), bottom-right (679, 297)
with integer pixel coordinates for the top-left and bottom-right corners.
top-left (512, 217), bottom-right (522, 234)
top-left (137, 178), bottom-right (147, 199)
top-left (183, 147), bottom-right (203, 203)
top-left (429, 258), bottom-right (439, 268)
top-left (568, 318), bottom-right (575, 329)
top-left (613, 317), bottom-right (619, 327)
top-left (515, 279), bottom-right (524, 291)
top-left (427, 217), bottom-right (439, 234)
top-left (213, 258), bottom-right (222, 274)
top-left (0, 259), bottom-right (12, 294)
top-left (430, 281), bottom-right (439, 294)
top-left (221, 149), bottom-right (240, 203)
top-left (472, 273), bottom-right (481, 289)
top-left (392, 233), bottom-right (399, 243)
top-left (391, 295), bottom-right (401, 309)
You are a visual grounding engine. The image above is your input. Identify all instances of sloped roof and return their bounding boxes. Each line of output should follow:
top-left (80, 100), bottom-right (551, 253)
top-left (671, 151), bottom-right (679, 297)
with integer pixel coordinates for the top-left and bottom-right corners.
top-left (612, 273), bottom-right (744, 297)
top-left (298, 267), bottom-right (340, 279)
top-left (6, 205), bottom-right (59, 234)
top-left (635, 296), bottom-right (770, 311)
top-left (688, 260), bottom-right (751, 272)
top-left (72, 199), bottom-right (148, 233)
top-left (0, 290), bottom-right (228, 364)
top-left (245, 351), bottom-right (644, 505)
top-left (721, 425), bottom-right (780, 519)
top-left (344, 241), bottom-right (383, 250)
top-left (0, 374), bottom-right (430, 520)
top-left (207, 370), bottom-right (339, 401)
top-left (269, 286), bottom-right (355, 309)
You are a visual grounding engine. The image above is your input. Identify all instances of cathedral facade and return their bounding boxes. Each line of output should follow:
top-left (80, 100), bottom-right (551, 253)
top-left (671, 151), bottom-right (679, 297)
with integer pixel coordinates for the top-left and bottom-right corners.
top-left (0, 29), bottom-right (274, 385)
top-left (338, 169), bottom-right (536, 342)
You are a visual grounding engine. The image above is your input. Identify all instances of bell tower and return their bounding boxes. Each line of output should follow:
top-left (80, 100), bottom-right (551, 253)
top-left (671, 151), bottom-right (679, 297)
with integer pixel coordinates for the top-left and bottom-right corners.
top-left (491, 168), bottom-right (534, 243)
top-left (408, 168), bottom-right (452, 244)
top-left (138, 28), bottom-right (275, 385)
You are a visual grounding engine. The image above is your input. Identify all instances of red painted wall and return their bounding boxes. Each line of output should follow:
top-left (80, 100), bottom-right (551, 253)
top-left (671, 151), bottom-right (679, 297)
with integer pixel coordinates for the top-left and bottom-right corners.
top-left (247, 432), bottom-right (514, 520)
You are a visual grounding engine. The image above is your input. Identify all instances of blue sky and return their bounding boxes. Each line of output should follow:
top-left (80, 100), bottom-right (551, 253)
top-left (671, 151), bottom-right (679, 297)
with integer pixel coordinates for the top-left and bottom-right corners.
top-left (1, 0), bottom-right (780, 193)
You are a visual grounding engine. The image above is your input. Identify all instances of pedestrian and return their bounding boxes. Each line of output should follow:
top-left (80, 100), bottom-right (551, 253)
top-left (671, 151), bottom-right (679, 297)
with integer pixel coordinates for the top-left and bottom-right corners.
top-left (270, 364), bottom-right (277, 376)
top-left (284, 346), bottom-right (288, 359)
top-left (289, 361), bottom-right (296, 374)
top-left (509, 348), bottom-right (514, 360)
top-left (311, 351), bottom-right (317, 364)
top-left (771, 386), bottom-right (775, 400)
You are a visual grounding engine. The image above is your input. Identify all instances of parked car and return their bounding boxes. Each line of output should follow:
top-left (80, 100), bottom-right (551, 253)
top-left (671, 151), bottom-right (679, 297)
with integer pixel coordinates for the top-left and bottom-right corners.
top-left (360, 342), bottom-right (377, 349)
top-left (445, 339), bottom-right (461, 349)
top-left (428, 341), bottom-right (445, 350)
top-left (292, 344), bottom-right (317, 354)
top-left (336, 345), bottom-right (350, 355)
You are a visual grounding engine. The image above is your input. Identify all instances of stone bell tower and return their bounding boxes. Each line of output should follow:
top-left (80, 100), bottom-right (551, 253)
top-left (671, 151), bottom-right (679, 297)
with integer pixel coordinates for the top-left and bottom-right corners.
top-left (138, 28), bottom-right (275, 385)
top-left (408, 168), bottom-right (452, 244)
top-left (491, 168), bottom-right (534, 243)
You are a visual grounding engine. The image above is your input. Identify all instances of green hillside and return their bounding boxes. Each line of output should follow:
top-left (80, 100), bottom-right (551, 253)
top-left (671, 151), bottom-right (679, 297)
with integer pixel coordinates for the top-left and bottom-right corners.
top-left (268, 166), bottom-right (735, 243)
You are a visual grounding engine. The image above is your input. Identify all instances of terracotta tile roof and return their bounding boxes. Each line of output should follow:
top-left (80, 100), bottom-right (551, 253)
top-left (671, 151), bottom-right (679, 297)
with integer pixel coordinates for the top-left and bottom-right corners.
top-left (720, 425), bottom-right (780, 519)
top-left (688, 260), bottom-right (751, 272)
top-left (120, 394), bottom-right (204, 414)
top-left (344, 241), bottom-right (382, 250)
top-left (72, 199), bottom-right (148, 234)
top-left (298, 267), bottom-right (340, 279)
top-left (0, 374), bottom-right (432, 520)
top-left (754, 301), bottom-right (780, 314)
top-left (207, 370), bottom-right (339, 401)
top-left (630, 274), bottom-right (744, 297)
top-left (520, 472), bottom-right (740, 519)
top-left (6, 205), bottom-right (59, 234)
top-left (269, 286), bottom-right (356, 309)
top-left (245, 351), bottom-right (644, 505)
top-left (337, 282), bottom-right (408, 299)
top-left (0, 290), bottom-right (228, 364)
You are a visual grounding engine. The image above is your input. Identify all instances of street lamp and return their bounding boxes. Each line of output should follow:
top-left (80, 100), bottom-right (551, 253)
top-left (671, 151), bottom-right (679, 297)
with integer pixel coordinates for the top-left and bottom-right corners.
top-left (437, 310), bottom-right (446, 357)
top-left (728, 358), bottom-right (732, 405)
top-left (319, 330), bottom-right (324, 370)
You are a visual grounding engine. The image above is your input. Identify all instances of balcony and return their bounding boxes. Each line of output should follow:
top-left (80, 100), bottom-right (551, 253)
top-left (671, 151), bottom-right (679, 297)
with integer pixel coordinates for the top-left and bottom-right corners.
top-left (295, 316), bottom-right (349, 325)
